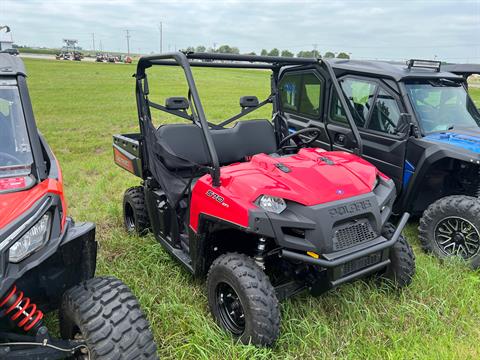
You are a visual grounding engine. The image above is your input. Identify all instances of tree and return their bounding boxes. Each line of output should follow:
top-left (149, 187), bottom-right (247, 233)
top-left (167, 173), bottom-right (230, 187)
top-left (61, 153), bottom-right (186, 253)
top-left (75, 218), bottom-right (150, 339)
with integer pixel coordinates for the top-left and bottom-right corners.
top-left (296, 50), bottom-right (321, 58)
top-left (281, 50), bottom-right (294, 57)
top-left (337, 52), bottom-right (350, 59)
top-left (196, 45), bottom-right (206, 53)
top-left (217, 44), bottom-right (232, 54)
top-left (184, 46), bottom-right (195, 53)
top-left (324, 51), bottom-right (335, 58)
top-left (260, 49), bottom-right (268, 56)
top-left (247, 51), bottom-right (257, 56)
top-left (215, 45), bottom-right (240, 54)
top-left (268, 48), bottom-right (280, 56)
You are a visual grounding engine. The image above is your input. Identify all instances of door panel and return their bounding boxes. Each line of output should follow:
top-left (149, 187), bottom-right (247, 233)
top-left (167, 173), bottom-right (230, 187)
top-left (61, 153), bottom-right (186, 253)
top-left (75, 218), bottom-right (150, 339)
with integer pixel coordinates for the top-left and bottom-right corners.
top-left (326, 123), bottom-right (407, 191)
top-left (326, 123), bottom-right (357, 151)
top-left (359, 131), bottom-right (407, 191)
top-left (325, 77), bottom-right (409, 193)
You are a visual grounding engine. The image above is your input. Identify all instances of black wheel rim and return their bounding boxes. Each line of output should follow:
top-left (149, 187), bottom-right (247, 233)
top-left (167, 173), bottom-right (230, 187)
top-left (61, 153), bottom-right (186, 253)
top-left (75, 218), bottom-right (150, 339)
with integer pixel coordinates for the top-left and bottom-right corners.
top-left (215, 282), bottom-right (245, 336)
top-left (434, 216), bottom-right (480, 259)
top-left (124, 203), bottom-right (135, 232)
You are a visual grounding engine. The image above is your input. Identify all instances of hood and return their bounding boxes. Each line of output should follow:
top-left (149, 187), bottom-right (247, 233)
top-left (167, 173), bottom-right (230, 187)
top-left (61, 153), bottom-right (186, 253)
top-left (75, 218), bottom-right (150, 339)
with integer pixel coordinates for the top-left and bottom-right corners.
top-left (219, 148), bottom-right (379, 207)
top-left (424, 128), bottom-right (480, 154)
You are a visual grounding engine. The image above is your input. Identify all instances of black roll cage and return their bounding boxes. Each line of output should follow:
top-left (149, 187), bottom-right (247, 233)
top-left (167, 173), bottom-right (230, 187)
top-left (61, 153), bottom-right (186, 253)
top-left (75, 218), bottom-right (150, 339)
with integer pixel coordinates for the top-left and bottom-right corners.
top-left (135, 52), bottom-right (362, 187)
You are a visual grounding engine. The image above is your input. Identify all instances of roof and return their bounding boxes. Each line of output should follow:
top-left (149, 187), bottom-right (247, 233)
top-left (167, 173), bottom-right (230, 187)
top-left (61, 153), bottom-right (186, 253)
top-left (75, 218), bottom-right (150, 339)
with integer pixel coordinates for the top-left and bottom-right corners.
top-left (137, 51), bottom-right (319, 74)
top-left (0, 53), bottom-right (26, 76)
top-left (325, 58), bottom-right (463, 81)
top-left (442, 63), bottom-right (480, 77)
top-left (137, 52), bottom-right (467, 82)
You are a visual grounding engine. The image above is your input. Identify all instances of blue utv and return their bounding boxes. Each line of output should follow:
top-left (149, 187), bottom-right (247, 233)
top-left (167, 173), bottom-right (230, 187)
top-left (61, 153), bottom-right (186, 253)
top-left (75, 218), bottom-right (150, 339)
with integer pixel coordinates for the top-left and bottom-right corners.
top-left (279, 59), bottom-right (480, 267)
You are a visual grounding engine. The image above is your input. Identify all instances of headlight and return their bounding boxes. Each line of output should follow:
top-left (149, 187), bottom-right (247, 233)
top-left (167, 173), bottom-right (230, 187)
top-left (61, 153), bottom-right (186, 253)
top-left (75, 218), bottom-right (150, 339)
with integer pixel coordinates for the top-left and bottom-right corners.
top-left (9, 213), bottom-right (51, 263)
top-left (257, 195), bottom-right (287, 214)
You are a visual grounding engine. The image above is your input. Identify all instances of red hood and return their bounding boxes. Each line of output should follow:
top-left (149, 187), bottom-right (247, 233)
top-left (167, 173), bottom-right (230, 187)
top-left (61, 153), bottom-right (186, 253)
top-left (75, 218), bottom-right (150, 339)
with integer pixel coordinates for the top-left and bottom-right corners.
top-left (0, 178), bottom-right (64, 230)
top-left (219, 148), bottom-right (379, 206)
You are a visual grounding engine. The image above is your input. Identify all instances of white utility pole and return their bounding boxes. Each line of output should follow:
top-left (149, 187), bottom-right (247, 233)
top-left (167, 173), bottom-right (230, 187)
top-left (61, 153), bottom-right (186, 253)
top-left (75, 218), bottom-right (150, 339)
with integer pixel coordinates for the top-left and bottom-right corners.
top-left (125, 30), bottom-right (131, 56)
top-left (158, 22), bottom-right (163, 53)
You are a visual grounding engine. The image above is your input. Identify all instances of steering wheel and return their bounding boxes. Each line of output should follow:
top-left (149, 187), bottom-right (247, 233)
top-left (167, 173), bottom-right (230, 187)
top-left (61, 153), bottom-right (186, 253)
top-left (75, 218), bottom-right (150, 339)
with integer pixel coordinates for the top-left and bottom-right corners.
top-left (0, 152), bottom-right (21, 166)
top-left (279, 128), bottom-right (321, 151)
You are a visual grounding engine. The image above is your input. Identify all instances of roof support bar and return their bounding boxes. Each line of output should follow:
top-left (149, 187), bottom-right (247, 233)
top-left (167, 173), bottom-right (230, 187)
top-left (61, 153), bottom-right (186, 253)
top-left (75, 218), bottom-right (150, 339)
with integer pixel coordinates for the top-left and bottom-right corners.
top-left (138, 52), bottom-right (221, 187)
top-left (321, 60), bottom-right (364, 155)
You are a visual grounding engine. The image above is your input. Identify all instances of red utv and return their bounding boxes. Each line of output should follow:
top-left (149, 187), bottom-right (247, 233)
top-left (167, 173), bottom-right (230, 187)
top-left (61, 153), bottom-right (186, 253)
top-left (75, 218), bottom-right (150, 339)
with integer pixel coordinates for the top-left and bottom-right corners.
top-left (113, 52), bottom-right (415, 347)
top-left (0, 54), bottom-right (157, 358)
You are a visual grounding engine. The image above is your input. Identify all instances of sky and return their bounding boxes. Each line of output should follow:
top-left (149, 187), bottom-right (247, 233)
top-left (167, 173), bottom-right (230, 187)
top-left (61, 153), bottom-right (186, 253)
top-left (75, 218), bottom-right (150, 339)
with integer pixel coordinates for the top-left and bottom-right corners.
top-left (0, 0), bottom-right (479, 62)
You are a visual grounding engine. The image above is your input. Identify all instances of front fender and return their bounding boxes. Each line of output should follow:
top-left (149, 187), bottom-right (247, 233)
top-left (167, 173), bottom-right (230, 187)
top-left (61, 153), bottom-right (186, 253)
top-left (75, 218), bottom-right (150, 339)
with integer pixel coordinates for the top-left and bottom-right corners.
top-left (400, 138), bottom-right (480, 213)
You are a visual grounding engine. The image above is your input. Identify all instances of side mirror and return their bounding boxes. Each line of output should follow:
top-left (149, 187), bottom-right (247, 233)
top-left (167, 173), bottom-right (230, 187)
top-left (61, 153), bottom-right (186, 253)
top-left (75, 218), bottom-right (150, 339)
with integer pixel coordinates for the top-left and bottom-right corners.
top-left (165, 97), bottom-right (189, 110)
top-left (396, 113), bottom-right (413, 135)
top-left (240, 96), bottom-right (259, 109)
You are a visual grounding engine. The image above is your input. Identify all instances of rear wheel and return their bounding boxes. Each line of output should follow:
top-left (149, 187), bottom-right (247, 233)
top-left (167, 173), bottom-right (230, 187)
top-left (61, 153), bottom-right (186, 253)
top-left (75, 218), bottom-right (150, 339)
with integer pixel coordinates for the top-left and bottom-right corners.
top-left (207, 253), bottom-right (280, 347)
top-left (59, 276), bottom-right (157, 359)
top-left (419, 195), bottom-right (480, 268)
top-left (380, 223), bottom-right (415, 288)
top-left (123, 186), bottom-right (150, 236)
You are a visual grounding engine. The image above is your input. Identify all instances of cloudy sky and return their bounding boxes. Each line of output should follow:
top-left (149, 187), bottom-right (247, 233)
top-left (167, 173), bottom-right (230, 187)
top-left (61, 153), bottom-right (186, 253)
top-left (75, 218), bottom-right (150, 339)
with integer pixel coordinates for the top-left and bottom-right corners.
top-left (1, 0), bottom-right (478, 62)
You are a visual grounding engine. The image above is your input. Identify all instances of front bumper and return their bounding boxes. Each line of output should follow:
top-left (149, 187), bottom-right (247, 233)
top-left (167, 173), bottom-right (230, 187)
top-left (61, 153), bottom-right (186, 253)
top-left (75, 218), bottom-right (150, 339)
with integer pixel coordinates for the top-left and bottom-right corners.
top-left (0, 195), bottom-right (97, 306)
top-left (282, 212), bottom-right (409, 286)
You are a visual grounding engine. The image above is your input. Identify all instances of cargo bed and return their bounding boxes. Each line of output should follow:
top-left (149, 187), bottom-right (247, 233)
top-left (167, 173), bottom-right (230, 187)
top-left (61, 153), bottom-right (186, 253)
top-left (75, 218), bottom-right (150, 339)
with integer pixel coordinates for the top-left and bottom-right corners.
top-left (113, 133), bottom-right (143, 177)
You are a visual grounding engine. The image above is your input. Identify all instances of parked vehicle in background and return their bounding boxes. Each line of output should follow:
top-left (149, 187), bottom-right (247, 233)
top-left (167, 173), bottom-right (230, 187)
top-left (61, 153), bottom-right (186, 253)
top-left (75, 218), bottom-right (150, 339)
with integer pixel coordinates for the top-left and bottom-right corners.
top-left (72, 51), bottom-right (83, 61)
top-left (55, 51), bottom-right (70, 60)
top-left (280, 58), bottom-right (480, 267)
top-left (0, 48), bottom-right (19, 56)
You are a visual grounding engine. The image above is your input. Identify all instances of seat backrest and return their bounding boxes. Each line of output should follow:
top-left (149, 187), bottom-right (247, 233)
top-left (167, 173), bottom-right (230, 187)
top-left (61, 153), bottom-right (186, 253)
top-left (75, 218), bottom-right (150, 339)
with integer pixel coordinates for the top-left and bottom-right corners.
top-left (155, 123), bottom-right (211, 170)
top-left (211, 120), bottom-right (277, 165)
top-left (155, 119), bottom-right (277, 171)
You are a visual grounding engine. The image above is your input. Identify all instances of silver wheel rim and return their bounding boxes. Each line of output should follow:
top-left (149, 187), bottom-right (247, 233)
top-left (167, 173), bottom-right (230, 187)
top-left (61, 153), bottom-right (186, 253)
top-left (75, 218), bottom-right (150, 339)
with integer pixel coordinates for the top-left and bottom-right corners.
top-left (434, 216), bottom-right (480, 259)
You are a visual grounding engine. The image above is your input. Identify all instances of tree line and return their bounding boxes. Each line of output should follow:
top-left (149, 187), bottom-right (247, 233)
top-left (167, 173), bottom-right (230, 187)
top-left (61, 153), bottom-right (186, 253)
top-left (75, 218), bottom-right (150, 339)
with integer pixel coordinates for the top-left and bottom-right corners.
top-left (182, 45), bottom-right (350, 59)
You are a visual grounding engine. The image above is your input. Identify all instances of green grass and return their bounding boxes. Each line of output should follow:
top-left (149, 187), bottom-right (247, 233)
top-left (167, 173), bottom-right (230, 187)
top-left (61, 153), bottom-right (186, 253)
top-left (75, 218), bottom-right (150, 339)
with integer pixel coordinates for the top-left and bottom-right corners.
top-left (24, 58), bottom-right (480, 359)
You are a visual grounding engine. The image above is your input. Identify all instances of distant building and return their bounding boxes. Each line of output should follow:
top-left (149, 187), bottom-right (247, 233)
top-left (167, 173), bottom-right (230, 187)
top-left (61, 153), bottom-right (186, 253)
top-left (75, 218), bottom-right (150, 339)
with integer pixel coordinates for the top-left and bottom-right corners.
top-left (0, 40), bottom-right (13, 51)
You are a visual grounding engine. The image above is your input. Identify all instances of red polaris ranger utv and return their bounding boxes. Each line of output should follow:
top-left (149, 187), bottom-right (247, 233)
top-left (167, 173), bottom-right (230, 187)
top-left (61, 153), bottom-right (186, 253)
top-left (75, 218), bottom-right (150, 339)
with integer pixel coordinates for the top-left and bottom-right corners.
top-left (0, 54), bottom-right (157, 358)
top-left (113, 52), bottom-right (415, 346)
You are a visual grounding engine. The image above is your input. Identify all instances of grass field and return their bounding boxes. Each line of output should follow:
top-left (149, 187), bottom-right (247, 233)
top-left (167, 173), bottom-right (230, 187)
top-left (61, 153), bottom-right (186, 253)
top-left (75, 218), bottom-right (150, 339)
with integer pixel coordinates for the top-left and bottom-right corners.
top-left (24, 58), bottom-right (480, 359)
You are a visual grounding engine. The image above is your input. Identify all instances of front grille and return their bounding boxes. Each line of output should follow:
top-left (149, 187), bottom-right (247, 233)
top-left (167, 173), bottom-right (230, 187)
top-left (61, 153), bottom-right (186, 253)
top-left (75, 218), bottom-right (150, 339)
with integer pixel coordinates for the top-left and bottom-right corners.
top-left (333, 219), bottom-right (377, 251)
top-left (341, 252), bottom-right (382, 277)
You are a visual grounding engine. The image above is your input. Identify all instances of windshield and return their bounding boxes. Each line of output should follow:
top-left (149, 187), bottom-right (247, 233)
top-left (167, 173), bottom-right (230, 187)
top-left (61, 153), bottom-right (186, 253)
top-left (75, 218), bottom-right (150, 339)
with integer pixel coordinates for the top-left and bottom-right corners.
top-left (0, 84), bottom-right (33, 178)
top-left (406, 80), bottom-right (480, 133)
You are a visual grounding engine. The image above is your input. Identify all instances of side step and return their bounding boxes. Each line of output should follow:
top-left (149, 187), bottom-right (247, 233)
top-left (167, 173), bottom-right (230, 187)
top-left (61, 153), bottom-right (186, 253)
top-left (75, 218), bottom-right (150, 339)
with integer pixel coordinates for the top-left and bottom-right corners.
top-left (156, 233), bottom-right (193, 273)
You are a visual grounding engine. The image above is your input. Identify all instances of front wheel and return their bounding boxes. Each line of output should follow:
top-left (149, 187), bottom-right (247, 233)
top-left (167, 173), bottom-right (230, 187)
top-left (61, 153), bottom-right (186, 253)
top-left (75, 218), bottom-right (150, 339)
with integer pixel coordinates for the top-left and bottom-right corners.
top-left (419, 195), bottom-right (480, 268)
top-left (380, 223), bottom-right (415, 288)
top-left (206, 253), bottom-right (280, 347)
top-left (59, 276), bottom-right (158, 359)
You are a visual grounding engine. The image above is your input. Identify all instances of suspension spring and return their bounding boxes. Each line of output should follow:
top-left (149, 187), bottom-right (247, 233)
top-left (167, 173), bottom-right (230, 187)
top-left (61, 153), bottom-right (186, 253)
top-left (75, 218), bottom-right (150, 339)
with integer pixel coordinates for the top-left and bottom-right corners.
top-left (0, 285), bottom-right (44, 332)
top-left (254, 237), bottom-right (267, 269)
